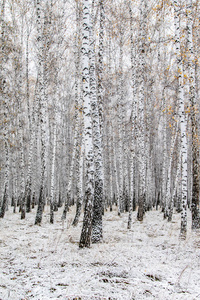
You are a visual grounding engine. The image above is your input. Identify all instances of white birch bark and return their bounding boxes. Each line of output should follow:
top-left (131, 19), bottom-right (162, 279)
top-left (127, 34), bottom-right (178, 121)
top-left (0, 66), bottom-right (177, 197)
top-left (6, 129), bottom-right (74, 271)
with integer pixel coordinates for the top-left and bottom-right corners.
top-left (79, 0), bottom-right (94, 248)
top-left (97, 0), bottom-right (104, 135)
top-left (108, 120), bottom-right (113, 211)
top-left (162, 90), bottom-right (167, 214)
top-left (117, 32), bottom-right (125, 216)
top-left (172, 149), bottom-right (182, 214)
top-left (165, 126), bottom-right (178, 220)
top-left (17, 20), bottom-right (26, 220)
top-left (112, 122), bottom-right (120, 211)
top-left (64, 1), bottom-right (83, 223)
top-left (128, 0), bottom-right (137, 229)
top-left (173, 0), bottom-right (188, 237)
top-left (62, 110), bottom-right (79, 219)
top-left (90, 2), bottom-right (104, 243)
top-left (35, 0), bottom-right (47, 225)
top-left (0, 0), bottom-right (9, 218)
top-left (137, 0), bottom-right (147, 221)
top-left (107, 29), bottom-right (114, 212)
top-left (24, 28), bottom-right (33, 214)
top-left (50, 117), bottom-right (56, 224)
top-left (72, 133), bottom-right (84, 226)
top-left (186, 0), bottom-right (200, 229)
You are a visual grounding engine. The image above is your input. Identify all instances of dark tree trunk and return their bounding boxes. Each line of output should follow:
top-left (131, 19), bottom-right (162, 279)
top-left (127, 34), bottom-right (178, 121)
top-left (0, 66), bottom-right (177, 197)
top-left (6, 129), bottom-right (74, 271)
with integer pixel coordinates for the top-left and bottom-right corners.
top-left (26, 191), bottom-right (31, 213)
top-left (0, 186), bottom-right (8, 218)
top-left (54, 201), bottom-right (58, 212)
top-left (133, 195), bottom-right (136, 211)
top-left (32, 192), bottom-right (35, 209)
top-left (50, 201), bottom-right (54, 224)
top-left (79, 191), bottom-right (93, 248)
top-left (91, 180), bottom-right (103, 243)
top-left (191, 136), bottom-right (200, 228)
top-left (72, 194), bottom-right (83, 226)
top-left (58, 192), bottom-right (62, 208)
top-left (62, 193), bottom-right (70, 220)
top-left (137, 194), bottom-right (145, 221)
top-left (21, 196), bottom-right (26, 220)
top-left (35, 185), bottom-right (44, 225)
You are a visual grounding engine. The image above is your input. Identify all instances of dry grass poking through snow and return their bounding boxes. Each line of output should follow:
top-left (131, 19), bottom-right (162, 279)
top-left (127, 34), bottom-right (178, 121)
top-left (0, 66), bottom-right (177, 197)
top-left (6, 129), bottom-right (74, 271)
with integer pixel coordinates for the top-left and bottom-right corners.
top-left (0, 206), bottom-right (200, 300)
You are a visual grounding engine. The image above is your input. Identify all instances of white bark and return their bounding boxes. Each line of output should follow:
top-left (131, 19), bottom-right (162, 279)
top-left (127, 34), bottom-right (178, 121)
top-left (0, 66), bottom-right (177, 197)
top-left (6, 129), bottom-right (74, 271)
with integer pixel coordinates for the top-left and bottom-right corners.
top-left (90, 2), bottom-right (104, 243)
top-left (35, 0), bottom-right (47, 225)
top-left (187, 0), bottom-right (200, 229)
top-left (112, 123), bottom-right (120, 211)
top-left (137, 0), bottom-right (147, 221)
top-left (162, 91), bottom-right (167, 213)
top-left (128, 0), bottom-right (137, 229)
top-left (165, 126), bottom-right (178, 220)
top-left (117, 32), bottom-right (125, 216)
top-left (79, 0), bottom-right (94, 248)
top-left (0, 0), bottom-right (9, 218)
top-left (173, 0), bottom-right (188, 237)
top-left (50, 118), bottom-right (56, 224)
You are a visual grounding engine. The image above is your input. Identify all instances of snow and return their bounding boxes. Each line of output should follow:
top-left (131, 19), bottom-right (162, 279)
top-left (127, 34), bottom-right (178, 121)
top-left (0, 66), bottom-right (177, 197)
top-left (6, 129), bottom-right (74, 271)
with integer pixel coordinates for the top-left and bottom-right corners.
top-left (0, 206), bottom-right (200, 300)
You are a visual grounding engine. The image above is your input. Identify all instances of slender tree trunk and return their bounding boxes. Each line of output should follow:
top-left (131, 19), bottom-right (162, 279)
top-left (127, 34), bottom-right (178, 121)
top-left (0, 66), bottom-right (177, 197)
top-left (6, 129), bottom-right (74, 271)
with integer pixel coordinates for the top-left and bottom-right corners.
top-left (187, 0), bottom-right (200, 229)
top-left (173, 0), bottom-right (188, 237)
top-left (25, 29), bottom-right (33, 214)
top-left (117, 32), bottom-right (125, 216)
top-left (162, 90), bottom-right (167, 215)
top-left (63, 1), bottom-right (83, 222)
top-left (79, 0), bottom-right (94, 248)
top-left (108, 120), bottom-right (113, 212)
top-left (0, 0), bottom-right (9, 219)
top-left (17, 23), bottom-right (26, 220)
top-left (172, 149), bottom-right (182, 215)
top-left (112, 124), bottom-right (120, 211)
top-left (90, 2), bottom-right (104, 243)
top-left (50, 119), bottom-right (56, 224)
top-left (35, 0), bottom-right (47, 225)
top-left (137, 0), bottom-right (147, 222)
top-left (72, 1), bottom-right (84, 226)
top-left (72, 136), bottom-right (84, 226)
top-left (165, 126), bottom-right (178, 220)
top-left (128, 0), bottom-right (137, 228)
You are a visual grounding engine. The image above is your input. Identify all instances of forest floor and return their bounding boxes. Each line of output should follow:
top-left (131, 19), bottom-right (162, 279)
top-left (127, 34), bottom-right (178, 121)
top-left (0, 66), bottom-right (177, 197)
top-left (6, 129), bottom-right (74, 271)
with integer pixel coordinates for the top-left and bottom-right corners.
top-left (0, 206), bottom-right (200, 300)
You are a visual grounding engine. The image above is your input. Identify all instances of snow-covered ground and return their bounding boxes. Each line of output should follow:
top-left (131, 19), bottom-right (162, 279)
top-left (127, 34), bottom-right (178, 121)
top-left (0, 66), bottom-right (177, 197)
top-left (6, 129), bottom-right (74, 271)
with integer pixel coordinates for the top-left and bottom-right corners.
top-left (0, 206), bottom-right (200, 300)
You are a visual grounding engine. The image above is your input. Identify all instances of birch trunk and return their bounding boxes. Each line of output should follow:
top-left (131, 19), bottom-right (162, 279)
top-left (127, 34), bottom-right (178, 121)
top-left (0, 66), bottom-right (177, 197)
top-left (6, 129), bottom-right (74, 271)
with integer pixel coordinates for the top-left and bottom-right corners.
top-left (128, 0), bottom-right (136, 229)
top-left (173, 0), bottom-right (188, 237)
top-left (72, 135), bottom-right (84, 226)
top-left (187, 0), bottom-right (200, 229)
top-left (162, 92), bottom-right (167, 214)
top-left (0, 0), bottom-right (9, 219)
top-left (112, 124), bottom-right (120, 210)
top-left (97, 0), bottom-right (104, 135)
top-left (117, 33), bottom-right (125, 216)
top-left (64, 1), bottom-right (83, 223)
top-left (90, 2), bottom-right (104, 243)
top-left (17, 22), bottom-right (26, 220)
top-left (137, 0), bottom-right (147, 221)
top-left (35, 0), bottom-right (47, 225)
top-left (50, 119), bottom-right (56, 224)
top-left (25, 11), bottom-right (33, 214)
top-left (79, 0), bottom-right (94, 248)
top-left (165, 126), bottom-right (178, 220)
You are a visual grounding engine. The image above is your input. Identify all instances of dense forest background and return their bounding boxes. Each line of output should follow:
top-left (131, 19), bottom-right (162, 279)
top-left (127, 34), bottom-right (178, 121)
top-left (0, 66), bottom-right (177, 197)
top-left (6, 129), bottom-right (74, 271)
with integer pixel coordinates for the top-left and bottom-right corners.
top-left (0, 0), bottom-right (200, 247)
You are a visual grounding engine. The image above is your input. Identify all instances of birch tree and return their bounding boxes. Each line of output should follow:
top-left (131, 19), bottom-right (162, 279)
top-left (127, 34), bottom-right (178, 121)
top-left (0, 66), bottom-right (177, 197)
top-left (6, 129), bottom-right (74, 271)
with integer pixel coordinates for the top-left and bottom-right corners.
top-left (186, 0), bottom-right (200, 229)
top-left (0, 0), bottom-right (10, 218)
top-left (79, 0), bottom-right (94, 248)
top-left (90, 0), bottom-right (104, 244)
top-left (173, 0), bottom-right (188, 237)
top-left (35, 0), bottom-right (48, 225)
top-left (137, 0), bottom-right (147, 221)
